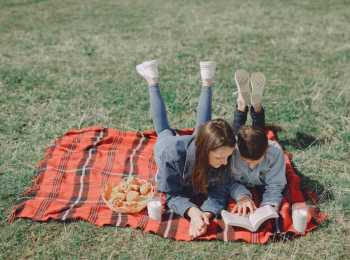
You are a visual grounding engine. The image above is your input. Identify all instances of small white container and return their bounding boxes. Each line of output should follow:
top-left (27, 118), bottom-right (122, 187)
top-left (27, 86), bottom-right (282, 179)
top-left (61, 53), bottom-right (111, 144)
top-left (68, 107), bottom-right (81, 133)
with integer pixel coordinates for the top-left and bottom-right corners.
top-left (292, 204), bottom-right (308, 233)
top-left (147, 196), bottom-right (163, 221)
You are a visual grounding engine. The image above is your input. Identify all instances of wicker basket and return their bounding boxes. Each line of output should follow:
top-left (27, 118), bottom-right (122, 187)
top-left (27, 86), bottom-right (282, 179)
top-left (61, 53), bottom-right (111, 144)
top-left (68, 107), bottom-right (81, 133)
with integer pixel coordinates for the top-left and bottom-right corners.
top-left (102, 178), bottom-right (154, 214)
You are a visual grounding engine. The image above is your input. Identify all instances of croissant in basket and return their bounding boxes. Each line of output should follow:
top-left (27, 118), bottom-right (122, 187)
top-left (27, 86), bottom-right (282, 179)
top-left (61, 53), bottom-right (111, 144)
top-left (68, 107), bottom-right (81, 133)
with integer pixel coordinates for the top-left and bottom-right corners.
top-left (103, 176), bottom-right (154, 213)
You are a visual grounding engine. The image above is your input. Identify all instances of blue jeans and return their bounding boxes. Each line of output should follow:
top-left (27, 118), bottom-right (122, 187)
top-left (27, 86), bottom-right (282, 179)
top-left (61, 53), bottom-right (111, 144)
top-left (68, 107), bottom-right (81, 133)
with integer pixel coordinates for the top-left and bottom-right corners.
top-left (148, 85), bottom-right (212, 138)
top-left (232, 106), bottom-right (265, 134)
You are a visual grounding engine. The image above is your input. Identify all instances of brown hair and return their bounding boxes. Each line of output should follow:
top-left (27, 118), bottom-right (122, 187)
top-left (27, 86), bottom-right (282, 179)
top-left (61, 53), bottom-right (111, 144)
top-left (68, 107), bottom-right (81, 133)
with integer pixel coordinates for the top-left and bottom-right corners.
top-left (192, 118), bottom-right (236, 194)
top-left (237, 126), bottom-right (268, 160)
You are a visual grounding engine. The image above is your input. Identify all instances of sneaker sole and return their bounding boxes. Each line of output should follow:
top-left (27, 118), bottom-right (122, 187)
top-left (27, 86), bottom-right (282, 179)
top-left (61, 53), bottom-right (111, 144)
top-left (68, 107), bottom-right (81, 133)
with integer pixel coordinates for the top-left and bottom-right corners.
top-left (200, 61), bottom-right (216, 80)
top-left (234, 69), bottom-right (250, 104)
top-left (250, 72), bottom-right (266, 90)
top-left (250, 72), bottom-right (266, 104)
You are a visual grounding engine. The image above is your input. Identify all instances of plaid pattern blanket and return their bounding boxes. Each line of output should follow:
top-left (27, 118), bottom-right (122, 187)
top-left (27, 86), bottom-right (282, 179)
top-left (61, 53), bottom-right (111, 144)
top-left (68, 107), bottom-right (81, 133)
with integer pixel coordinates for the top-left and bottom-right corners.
top-left (9, 127), bottom-right (326, 243)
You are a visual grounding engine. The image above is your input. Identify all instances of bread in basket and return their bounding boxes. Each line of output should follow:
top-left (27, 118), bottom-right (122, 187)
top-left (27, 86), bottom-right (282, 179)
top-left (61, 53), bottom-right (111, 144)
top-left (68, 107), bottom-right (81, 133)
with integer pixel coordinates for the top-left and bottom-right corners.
top-left (102, 176), bottom-right (154, 213)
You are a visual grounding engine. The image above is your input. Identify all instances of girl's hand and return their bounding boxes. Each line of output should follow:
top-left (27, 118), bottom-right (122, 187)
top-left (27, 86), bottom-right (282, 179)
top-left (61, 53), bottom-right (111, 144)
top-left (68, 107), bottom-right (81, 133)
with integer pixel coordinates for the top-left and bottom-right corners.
top-left (231, 196), bottom-right (256, 216)
top-left (187, 207), bottom-right (211, 238)
top-left (202, 212), bottom-right (213, 225)
top-left (189, 220), bottom-right (207, 239)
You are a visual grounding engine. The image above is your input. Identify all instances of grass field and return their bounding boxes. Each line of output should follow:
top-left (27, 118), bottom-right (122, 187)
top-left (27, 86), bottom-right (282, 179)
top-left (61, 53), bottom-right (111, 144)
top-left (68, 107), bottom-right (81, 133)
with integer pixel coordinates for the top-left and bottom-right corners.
top-left (1, 0), bottom-right (349, 259)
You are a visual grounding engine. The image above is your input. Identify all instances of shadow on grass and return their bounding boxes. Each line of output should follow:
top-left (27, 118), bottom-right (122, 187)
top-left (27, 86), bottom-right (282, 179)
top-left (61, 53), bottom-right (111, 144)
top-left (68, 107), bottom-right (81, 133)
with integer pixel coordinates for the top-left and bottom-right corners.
top-left (279, 132), bottom-right (327, 150)
top-left (266, 124), bottom-right (327, 150)
top-left (294, 161), bottom-right (334, 204)
top-left (270, 218), bottom-right (332, 243)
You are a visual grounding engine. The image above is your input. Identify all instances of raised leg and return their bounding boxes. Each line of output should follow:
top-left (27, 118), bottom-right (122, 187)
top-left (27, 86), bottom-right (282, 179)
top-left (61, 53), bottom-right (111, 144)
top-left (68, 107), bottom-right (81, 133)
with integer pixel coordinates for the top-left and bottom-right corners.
top-left (148, 85), bottom-right (171, 134)
top-left (194, 61), bottom-right (216, 133)
top-left (137, 60), bottom-right (171, 134)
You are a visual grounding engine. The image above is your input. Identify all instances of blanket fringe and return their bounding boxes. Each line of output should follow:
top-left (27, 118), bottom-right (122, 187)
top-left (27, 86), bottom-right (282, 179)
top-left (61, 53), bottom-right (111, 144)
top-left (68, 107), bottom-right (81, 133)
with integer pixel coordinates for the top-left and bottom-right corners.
top-left (7, 205), bottom-right (22, 223)
top-left (8, 211), bottom-right (16, 223)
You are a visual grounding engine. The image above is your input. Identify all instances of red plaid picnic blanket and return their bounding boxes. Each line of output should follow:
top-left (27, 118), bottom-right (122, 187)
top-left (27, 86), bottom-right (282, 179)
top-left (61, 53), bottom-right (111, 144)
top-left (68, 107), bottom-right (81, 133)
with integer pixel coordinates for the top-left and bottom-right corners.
top-left (9, 126), bottom-right (326, 243)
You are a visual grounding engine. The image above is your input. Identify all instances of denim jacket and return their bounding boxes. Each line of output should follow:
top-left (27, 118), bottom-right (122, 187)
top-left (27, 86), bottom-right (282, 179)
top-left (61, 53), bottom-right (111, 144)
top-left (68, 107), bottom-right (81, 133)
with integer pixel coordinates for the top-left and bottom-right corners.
top-left (230, 140), bottom-right (287, 208)
top-left (155, 131), bottom-right (251, 217)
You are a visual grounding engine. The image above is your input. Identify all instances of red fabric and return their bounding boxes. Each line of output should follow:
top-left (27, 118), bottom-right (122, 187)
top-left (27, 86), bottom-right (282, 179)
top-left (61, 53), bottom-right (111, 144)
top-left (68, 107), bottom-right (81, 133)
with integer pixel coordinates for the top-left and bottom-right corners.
top-left (9, 127), bottom-right (327, 243)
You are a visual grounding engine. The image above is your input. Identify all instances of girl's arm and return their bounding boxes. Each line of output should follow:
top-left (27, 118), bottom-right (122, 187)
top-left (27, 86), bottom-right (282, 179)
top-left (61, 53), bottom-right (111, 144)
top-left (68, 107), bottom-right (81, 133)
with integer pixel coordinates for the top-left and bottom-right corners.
top-left (201, 180), bottom-right (230, 217)
top-left (166, 193), bottom-right (197, 217)
top-left (157, 160), bottom-right (197, 216)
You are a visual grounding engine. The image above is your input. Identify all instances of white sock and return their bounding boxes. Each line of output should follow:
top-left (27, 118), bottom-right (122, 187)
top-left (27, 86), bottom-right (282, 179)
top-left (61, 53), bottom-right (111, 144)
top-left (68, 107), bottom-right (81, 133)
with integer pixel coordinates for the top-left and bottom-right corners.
top-left (250, 72), bottom-right (266, 107)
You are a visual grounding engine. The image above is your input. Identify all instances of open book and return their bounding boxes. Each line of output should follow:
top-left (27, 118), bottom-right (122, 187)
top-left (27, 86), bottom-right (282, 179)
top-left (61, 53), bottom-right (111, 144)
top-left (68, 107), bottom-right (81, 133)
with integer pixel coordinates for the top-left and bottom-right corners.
top-left (221, 205), bottom-right (279, 232)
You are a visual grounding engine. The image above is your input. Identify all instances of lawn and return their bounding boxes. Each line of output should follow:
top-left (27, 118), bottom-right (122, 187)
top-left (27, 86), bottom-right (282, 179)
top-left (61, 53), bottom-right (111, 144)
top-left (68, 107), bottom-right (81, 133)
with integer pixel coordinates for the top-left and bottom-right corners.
top-left (0, 0), bottom-right (349, 259)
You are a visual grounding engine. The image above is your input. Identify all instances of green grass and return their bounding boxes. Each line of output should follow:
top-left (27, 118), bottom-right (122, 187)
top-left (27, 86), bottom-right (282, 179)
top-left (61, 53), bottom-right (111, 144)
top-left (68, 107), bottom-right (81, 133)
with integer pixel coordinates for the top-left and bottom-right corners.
top-left (1, 0), bottom-right (349, 259)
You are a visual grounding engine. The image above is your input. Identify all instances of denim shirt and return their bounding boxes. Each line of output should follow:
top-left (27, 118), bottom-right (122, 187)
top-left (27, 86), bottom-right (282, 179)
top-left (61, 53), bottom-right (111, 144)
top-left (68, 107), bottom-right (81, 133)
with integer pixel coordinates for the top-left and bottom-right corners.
top-left (154, 131), bottom-right (251, 216)
top-left (230, 140), bottom-right (287, 208)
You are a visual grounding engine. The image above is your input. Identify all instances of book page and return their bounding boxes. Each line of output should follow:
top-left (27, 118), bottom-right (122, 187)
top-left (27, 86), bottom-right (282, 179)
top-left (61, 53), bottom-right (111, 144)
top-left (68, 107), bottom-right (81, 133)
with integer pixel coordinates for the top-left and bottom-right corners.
top-left (221, 210), bottom-right (253, 231)
top-left (249, 205), bottom-right (278, 229)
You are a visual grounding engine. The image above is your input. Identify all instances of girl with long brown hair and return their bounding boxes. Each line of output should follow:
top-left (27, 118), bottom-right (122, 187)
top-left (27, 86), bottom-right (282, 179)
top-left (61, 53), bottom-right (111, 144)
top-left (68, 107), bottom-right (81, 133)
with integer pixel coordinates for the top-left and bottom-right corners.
top-left (136, 60), bottom-right (253, 238)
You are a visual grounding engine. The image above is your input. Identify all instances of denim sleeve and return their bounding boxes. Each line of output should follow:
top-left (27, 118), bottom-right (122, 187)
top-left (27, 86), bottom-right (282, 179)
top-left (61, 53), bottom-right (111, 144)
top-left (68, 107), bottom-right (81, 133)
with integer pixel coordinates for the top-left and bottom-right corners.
top-left (166, 194), bottom-right (197, 217)
top-left (260, 149), bottom-right (287, 208)
top-left (229, 180), bottom-right (252, 201)
top-left (200, 182), bottom-right (230, 217)
top-left (156, 160), bottom-right (197, 216)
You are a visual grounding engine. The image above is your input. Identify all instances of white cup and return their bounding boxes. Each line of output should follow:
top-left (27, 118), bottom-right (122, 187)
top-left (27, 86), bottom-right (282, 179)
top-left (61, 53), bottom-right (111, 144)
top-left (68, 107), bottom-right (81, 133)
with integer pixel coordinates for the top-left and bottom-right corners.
top-left (147, 196), bottom-right (163, 221)
top-left (292, 204), bottom-right (308, 233)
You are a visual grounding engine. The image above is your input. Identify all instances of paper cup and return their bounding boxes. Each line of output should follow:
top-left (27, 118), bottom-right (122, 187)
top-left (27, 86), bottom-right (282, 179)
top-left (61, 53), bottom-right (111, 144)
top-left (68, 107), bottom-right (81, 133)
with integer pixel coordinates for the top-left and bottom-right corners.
top-left (147, 195), bottom-right (163, 221)
top-left (292, 204), bottom-right (308, 233)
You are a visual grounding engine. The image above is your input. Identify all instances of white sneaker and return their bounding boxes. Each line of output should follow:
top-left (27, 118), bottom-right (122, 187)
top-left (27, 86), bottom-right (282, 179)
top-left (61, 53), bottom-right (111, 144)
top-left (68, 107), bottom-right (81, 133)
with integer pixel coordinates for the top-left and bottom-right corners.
top-left (136, 60), bottom-right (159, 80)
top-left (200, 61), bottom-right (216, 81)
top-left (250, 72), bottom-right (266, 106)
top-left (234, 69), bottom-right (250, 105)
